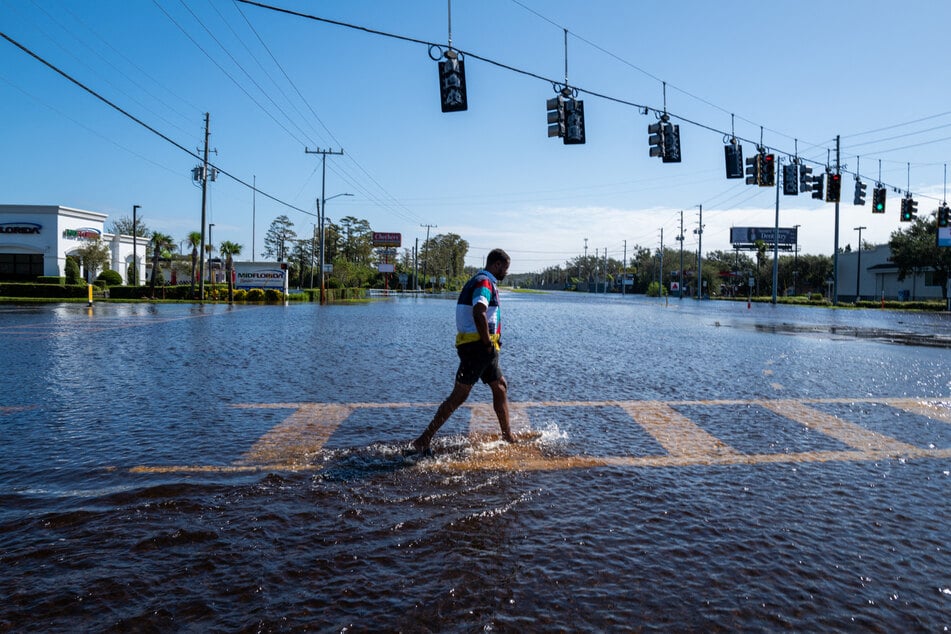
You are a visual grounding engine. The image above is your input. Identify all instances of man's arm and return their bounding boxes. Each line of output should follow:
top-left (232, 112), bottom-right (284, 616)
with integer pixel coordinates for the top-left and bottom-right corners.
top-left (472, 302), bottom-right (492, 347)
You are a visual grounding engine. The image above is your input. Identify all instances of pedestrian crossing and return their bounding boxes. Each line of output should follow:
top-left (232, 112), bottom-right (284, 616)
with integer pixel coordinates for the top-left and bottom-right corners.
top-left (130, 397), bottom-right (951, 474)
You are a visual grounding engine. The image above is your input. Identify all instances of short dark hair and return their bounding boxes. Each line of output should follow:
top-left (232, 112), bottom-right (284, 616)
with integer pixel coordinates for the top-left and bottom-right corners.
top-left (486, 249), bottom-right (510, 267)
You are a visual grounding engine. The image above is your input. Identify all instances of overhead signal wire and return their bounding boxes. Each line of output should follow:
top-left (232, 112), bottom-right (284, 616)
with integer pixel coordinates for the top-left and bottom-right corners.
top-left (0, 30), bottom-right (314, 218)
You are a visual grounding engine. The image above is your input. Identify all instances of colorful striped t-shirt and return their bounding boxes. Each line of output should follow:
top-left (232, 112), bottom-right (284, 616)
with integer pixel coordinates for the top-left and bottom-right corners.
top-left (454, 269), bottom-right (501, 348)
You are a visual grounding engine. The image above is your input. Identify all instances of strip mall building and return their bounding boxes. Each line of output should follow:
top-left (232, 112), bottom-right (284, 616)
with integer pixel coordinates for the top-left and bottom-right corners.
top-left (0, 205), bottom-right (143, 283)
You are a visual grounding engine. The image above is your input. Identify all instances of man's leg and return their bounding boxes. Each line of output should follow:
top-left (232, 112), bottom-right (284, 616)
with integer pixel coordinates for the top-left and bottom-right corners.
top-left (413, 381), bottom-right (473, 451)
top-left (489, 376), bottom-right (515, 443)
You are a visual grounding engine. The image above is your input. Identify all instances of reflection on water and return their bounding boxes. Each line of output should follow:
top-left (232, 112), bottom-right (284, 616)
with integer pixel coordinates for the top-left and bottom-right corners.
top-left (0, 295), bottom-right (949, 630)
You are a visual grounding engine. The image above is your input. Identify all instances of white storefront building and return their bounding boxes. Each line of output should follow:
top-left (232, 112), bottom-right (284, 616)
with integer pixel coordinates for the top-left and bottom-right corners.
top-left (0, 205), bottom-right (143, 283)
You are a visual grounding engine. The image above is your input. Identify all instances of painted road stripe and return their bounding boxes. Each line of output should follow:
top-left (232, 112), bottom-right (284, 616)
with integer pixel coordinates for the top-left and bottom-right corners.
top-left (129, 397), bottom-right (951, 473)
top-left (616, 401), bottom-right (741, 460)
top-left (758, 401), bottom-right (921, 452)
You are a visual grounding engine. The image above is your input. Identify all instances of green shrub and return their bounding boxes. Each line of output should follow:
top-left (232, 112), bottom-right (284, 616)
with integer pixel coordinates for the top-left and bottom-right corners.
top-left (36, 276), bottom-right (65, 285)
top-left (97, 269), bottom-right (123, 286)
top-left (264, 288), bottom-right (284, 303)
top-left (246, 288), bottom-right (266, 302)
top-left (65, 258), bottom-right (82, 285)
top-left (233, 289), bottom-right (247, 301)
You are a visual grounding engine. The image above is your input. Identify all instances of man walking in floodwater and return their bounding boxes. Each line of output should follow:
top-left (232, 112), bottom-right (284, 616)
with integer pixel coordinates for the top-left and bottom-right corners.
top-left (411, 248), bottom-right (516, 456)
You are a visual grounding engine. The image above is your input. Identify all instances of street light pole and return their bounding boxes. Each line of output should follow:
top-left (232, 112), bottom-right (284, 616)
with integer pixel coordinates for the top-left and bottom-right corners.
top-left (793, 224), bottom-right (801, 295)
top-left (854, 225), bottom-right (866, 302)
top-left (132, 204), bottom-right (140, 285)
top-left (317, 192), bottom-right (353, 304)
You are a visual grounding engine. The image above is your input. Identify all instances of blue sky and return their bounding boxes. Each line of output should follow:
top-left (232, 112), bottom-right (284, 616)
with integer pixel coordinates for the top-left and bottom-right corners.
top-left (1, 0), bottom-right (949, 273)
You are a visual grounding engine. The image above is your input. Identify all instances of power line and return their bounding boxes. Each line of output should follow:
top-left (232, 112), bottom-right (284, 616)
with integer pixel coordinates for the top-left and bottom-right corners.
top-left (0, 30), bottom-right (313, 218)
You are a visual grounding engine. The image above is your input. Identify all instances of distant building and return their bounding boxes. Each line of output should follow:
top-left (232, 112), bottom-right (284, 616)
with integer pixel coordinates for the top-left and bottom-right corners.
top-left (835, 244), bottom-right (944, 301)
top-left (0, 204), bottom-right (143, 284)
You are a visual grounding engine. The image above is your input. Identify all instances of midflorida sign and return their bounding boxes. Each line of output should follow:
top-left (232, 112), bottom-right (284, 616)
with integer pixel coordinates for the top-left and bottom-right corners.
top-left (233, 262), bottom-right (289, 292)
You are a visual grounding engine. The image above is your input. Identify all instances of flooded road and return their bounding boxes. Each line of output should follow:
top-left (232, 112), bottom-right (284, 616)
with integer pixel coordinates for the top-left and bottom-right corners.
top-left (1, 294), bottom-right (949, 631)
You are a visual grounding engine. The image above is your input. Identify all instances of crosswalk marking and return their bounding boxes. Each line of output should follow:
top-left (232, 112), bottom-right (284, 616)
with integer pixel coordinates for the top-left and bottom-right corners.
top-left (129, 397), bottom-right (951, 473)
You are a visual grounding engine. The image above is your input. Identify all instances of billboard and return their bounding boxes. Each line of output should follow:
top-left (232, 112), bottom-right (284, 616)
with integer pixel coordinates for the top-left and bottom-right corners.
top-left (730, 227), bottom-right (798, 250)
top-left (372, 232), bottom-right (401, 247)
top-left (939, 226), bottom-right (951, 248)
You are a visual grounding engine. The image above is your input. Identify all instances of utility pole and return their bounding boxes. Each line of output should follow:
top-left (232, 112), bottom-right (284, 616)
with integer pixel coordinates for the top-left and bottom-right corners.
top-left (695, 204), bottom-right (703, 299)
top-left (420, 224), bottom-right (437, 291)
top-left (771, 158), bottom-right (781, 305)
top-left (132, 204), bottom-right (140, 285)
top-left (603, 248), bottom-right (608, 293)
top-left (252, 175), bottom-right (256, 262)
top-left (305, 147), bottom-right (344, 304)
top-left (677, 210), bottom-right (684, 299)
top-left (832, 134), bottom-right (841, 306)
top-left (658, 229), bottom-right (664, 302)
top-left (414, 237), bottom-right (419, 291)
top-left (198, 112), bottom-right (210, 302)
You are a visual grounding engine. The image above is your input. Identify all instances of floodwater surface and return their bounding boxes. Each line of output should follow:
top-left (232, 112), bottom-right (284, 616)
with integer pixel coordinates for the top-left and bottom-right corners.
top-left (1, 293), bottom-right (949, 631)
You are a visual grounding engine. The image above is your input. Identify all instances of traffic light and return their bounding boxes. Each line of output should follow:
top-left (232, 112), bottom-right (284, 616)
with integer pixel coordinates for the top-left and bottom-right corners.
top-left (662, 123), bottom-right (681, 162)
top-left (546, 96), bottom-right (565, 138)
top-left (782, 164), bottom-right (798, 195)
top-left (811, 173), bottom-right (824, 200)
top-left (648, 121), bottom-right (666, 158)
top-left (563, 98), bottom-right (585, 145)
top-left (760, 153), bottom-right (775, 186)
top-left (438, 52), bottom-right (467, 112)
top-left (938, 205), bottom-right (951, 227)
top-left (826, 172), bottom-right (842, 203)
top-left (900, 196), bottom-right (917, 221)
top-left (799, 164), bottom-right (813, 193)
top-left (872, 186), bottom-right (886, 213)
top-left (724, 143), bottom-right (743, 178)
top-left (745, 154), bottom-right (760, 185)
top-left (853, 178), bottom-right (867, 205)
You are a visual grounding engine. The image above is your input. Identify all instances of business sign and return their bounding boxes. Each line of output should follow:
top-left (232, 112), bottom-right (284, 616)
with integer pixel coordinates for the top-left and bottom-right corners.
top-left (730, 227), bottom-right (798, 250)
top-left (939, 226), bottom-right (951, 248)
top-left (63, 227), bottom-right (101, 240)
top-left (0, 222), bottom-right (41, 235)
top-left (233, 262), bottom-right (288, 291)
top-left (372, 232), bottom-right (401, 247)
top-left (378, 263), bottom-right (395, 273)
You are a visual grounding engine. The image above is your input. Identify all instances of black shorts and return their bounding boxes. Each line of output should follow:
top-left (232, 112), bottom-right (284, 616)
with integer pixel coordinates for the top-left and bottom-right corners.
top-left (454, 341), bottom-right (503, 386)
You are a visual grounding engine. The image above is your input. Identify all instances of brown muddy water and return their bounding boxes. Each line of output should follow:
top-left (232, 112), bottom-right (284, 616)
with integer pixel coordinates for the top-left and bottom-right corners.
top-left (1, 294), bottom-right (949, 631)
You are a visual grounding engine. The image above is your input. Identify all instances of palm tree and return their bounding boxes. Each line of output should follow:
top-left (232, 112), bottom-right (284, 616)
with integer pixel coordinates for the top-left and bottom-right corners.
top-left (187, 231), bottom-right (201, 297)
top-left (149, 231), bottom-right (175, 298)
top-left (219, 241), bottom-right (243, 303)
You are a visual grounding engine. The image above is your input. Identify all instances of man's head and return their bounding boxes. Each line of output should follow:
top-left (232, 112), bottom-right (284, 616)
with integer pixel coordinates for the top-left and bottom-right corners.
top-left (485, 249), bottom-right (510, 281)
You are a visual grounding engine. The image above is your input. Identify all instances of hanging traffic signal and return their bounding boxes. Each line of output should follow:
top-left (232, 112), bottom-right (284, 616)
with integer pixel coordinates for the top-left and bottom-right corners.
top-left (760, 153), bottom-right (775, 186)
top-left (438, 51), bottom-right (468, 112)
top-left (648, 121), bottom-right (666, 159)
top-left (872, 186), bottom-right (886, 213)
top-left (938, 205), bottom-right (951, 227)
top-left (745, 154), bottom-right (760, 185)
top-left (811, 173), bottom-right (824, 200)
top-left (900, 196), bottom-right (917, 221)
top-left (662, 123), bottom-right (681, 162)
top-left (546, 96), bottom-right (565, 138)
top-left (853, 178), bottom-right (867, 205)
top-left (724, 143), bottom-right (743, 178)
top-left (782, 164), bottom-right (798, 195)
top-left (826, 173), bottom-right (842, 203)
top-left (799, 164), bottom-right (813, 193)
top-left (563, 98), bottom-right (585, 144)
